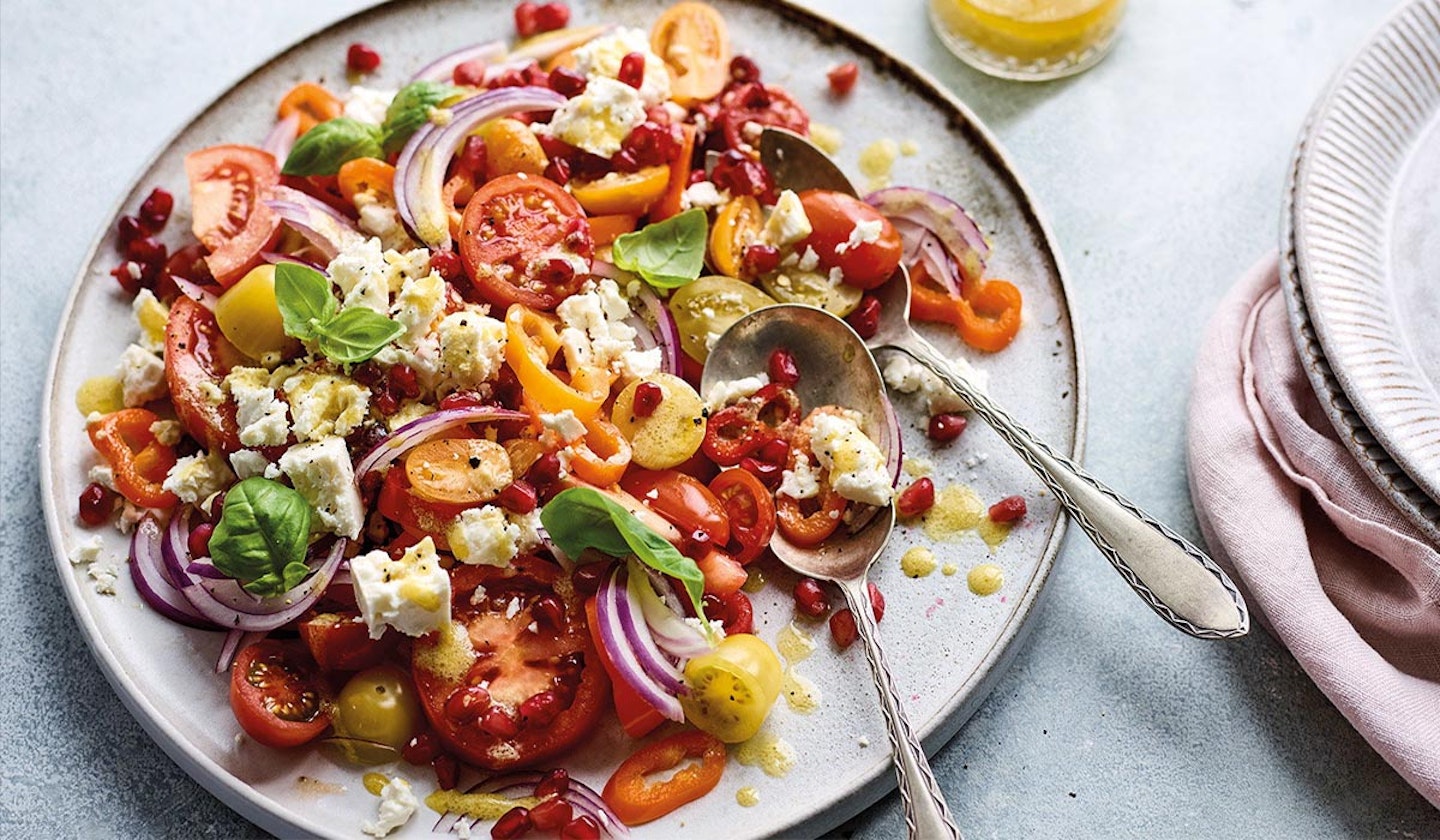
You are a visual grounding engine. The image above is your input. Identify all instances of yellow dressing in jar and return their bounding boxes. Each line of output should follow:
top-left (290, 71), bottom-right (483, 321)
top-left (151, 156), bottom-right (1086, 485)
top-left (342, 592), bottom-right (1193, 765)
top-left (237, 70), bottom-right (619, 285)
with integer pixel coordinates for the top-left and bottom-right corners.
top-left (929, 0), bottom-right (1127, 81)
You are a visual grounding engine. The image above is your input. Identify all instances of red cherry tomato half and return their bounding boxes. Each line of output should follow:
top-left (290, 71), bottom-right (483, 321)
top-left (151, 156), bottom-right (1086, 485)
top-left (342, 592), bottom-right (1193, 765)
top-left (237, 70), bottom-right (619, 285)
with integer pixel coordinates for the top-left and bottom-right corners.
top-left (797, 190), bottom-right (902, 290)
top-left (376, 465), bottom-right (472, 550)
top-left (695, 547), bottom-right (747, 595)
top-left (299, 612), bottom-right (398, 672)
top-left (775, 486), bottom-right (847, 548)
top-left (702, 590), bottom-right (755, 636)
top-left (619, 469), bottom-right (730, 548)
top-left (229, 640), bottom-right (332, 749)
top-left (707, 468), bottom-right (776, 565)
top-left (458, 174), bottom-right (592, 311)
top-left (183, 145), bottom-right (282, 287)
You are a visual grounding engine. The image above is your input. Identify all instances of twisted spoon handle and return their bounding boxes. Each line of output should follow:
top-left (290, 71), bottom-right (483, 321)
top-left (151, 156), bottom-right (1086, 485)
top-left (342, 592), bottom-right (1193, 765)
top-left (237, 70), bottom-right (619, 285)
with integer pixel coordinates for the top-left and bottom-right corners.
top-left (842, 576), bottom-right (962, 840)
top-left (891, 333), bottom-right (1248, 639)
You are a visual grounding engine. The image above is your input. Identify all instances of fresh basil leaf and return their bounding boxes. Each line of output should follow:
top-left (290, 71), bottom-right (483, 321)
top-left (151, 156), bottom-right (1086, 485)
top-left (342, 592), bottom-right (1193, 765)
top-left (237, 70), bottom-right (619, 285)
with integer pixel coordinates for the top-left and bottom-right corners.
top-left (380, 81), bottom-right (460, 157)
top-left (314, 306), bottom-right (405, 364)
top-left (540, 487), bottom-right (709, 623)
top-left (274, 262), bottom-right (337, 341)
top-left (209, 477), bottom-right (312, 597)
top-left (282, 117), bottom-right (384, 176)
top-left (611, 208), bottom-right (708, 289)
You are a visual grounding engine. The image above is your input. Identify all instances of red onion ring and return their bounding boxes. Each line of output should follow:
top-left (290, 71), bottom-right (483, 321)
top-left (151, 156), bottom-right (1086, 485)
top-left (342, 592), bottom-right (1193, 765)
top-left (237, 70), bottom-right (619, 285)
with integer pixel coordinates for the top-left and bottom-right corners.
top-left (128, 515), bottom-right (216, 629)
top-left (627, 282), bottom-right (682, 375)
top-left (867, 186), bottom-right (990, 286)
top-left (353, 405), bottom-right (529, 481)
top-left (260, 113), bottom-right (301, 163)
top-left (631, 562), bottom-right (712, 659)
top-left (216, 629), bottom-right (267, 673)
top-left (408, 39), bottom-right (507, 84)
top-left (264, 185), bottom-right (365, 261)
top-left (595, 565), bottom-right (685, 721)
top-left (260, 251), bottom-right (327, 271)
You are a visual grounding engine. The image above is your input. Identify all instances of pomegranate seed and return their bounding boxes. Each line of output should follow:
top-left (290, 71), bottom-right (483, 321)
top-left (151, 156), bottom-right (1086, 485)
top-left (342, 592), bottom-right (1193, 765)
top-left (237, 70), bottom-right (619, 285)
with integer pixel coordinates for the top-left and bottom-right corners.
top-left (481, 709), bottom-right (520, 737)
top-left (543, 156), bottom-right (571, 186)
top-left (529, 797), bottom-right (573, 831)
top-left (116, 215), bottom-right (144, 253)
top-left (549, 66), bottom-right (587, 98)
top-left (458, 135), bottom-right (488, 177)
top-left (126, 235), bottom-right (167, 266)
top-left (453, 58), bottom-right (488, 87)
top-left (109, 262), bottom-right (142, 295)
top-left (793, 577), bottom-right (830, 618)
top-left (896, 477), bottom-right (935, 518)
top-left (687, 168), bottom-right (708, 186)
top-left (388, 364), bottom-right (421, 399)
top-left (433, 753), bottom-right (460, 790)
top-left (561, 815), bottom-right (602, 840)
top-left (374, 391), bottom-right (400, 416)
top-left (632, 381), bottom-right (664, 418)
top-left (188, 522), bottom-right (216, 558)
top-left (77, 482), bottom-right (114, 527)
top-left (522, 63), bottom-right (551, 87)
top-left (756, 438), bottom-right (789, 465)
top-left (988, 495), bottom-right (1028, 524)
top-left (138, 188), bottom-right (174, 232)
top-left (621, 122), bottom-right (680, 168)
top-left (514, 1), bottom-right (541, 38)
top-left (729, 55), bottom-right (761, 84)
top-left (572, 562), bottom-right (609, 596)
top-left (430, 249), bottom-right (463, 281)
top-left (868, 581), bottom-right (885, 622)
top-left (445, 685), bottom-right (492, 723)
top-left (531, 595), bottom-right (565, 631)
top-left (499, 480), bottom-right (538, 515)
top-left (519, 690), bottom-right (562, 728)
top-left (525, 452), bottom-right (563, 487)
top-left (846, 295), bottom-right (881, 339)
top-left (767, 348), bottom-right (800, 386)
top-left (617, 51), bottom-right (645, 89)
top-left (830, 608), bottom-right (859, 649)
top-left (534, 768), bottom-right (570, 799)
top-left (492, 806), bottom-right (533, 840)
top-left (538, 258), bottom-right (575, 289)
top-left (827, 62), bottom-right (860, 96)
top-left (739, 456), bottom-right (782, 487)
top-left (534, 2), bottom-right (570, 33)
top-left (927, 413), bottom-right (968, 443)
top-left (438, 390), bottom-right (487, 411)
top-left (401, 731), bottom-right (442, 764)
top-left (347, 42), bottom-right (382, 74)
top-left (742, 243), bottom-right (781, 277)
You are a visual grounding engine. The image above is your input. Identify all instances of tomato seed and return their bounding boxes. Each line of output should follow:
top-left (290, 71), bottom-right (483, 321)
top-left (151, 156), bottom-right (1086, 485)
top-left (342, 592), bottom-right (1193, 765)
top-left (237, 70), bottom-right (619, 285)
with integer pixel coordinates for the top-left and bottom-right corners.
top-left (561, 815), bottom-right (601, 840)
top-left (430, 249), bottom-right (464, 281)
top-left (988, 495), bottom-right (1027, 524)
top-left (632, 381), bottom-right (665, 418)
top-left (927, 412), bottom-right (967, 443)
top-left (617, 51), bottom-right (646, 89)
top-left (827, 62), bottom-right (860, 96)
top-left (346, 42), bottom-right (382, 74)
top-left (793, 577), bottom-right (830, 618)
top-left (481, 709), bottom-right (520, 737)
top-left (444, 685), bottom-right (492, 724)
top-left (896, 477), bottom-right (935, 519)
top-left (533, 768), bottom-right (570, 799)
top-left (534, 2), bottom-right (571, 34)
top-left (528, 797), bottom-right (573, 831)
top-left (846, 295), bottom-right (881, 339)
top-left (549, 66), bottom-right (587, 98)
top-left (513, 1), bottom-right (541, 38)
top-left (830, 608), bottom-right (859, 649)
top-left (138, 187), bottom-right (174, 232)
top-left (729, 55), bottom-right (761, 84)
top-left (188, 522), bottom-right (215, 559)
top-left (767, 347), bottom-right (800, 386)
top-left (492, 805), bottom-right (533, 840)
top-left (77, 482), bottom-right (114, 527)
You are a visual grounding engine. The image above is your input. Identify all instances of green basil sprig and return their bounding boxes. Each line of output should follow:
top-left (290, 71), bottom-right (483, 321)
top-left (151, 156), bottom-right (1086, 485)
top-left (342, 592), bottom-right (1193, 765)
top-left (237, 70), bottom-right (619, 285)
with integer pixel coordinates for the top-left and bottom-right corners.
top-left (381, 80), bottom-right (460, 156)
top-left (209, 477), bottom-right (312, 597)
top-left (281, 117), bottom-right (384, 177)
top-left (274, 262), bottom-right (403, 363)
top-left (611, 208), bottom-right (708, 289)
top-left (540, 487), bottom-right (710, 628)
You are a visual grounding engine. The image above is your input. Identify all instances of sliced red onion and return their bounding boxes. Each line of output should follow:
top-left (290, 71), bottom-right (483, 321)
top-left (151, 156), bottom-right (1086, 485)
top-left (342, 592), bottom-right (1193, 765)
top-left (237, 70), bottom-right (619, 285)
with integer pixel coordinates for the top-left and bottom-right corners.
top-left (261, 113), bottom-right (301, 162)
top-left (265, 184), bottom-right (366, 261)
top-left (186, 560), bottom-right (227, 579)
top-left (881, 393), bottom-right (904, 488)
top-left (173, 277), bottom-right (221, 311)
top-left (354, 405), bottom-right (528, 481)
top-left (562, 777), bottom-right (630, 839)
top-left (260, 251), bottom-right (327, 271)
top-left (506, 24), bottom-right (614, 63)
top-left (630, 560), bottom-right (713, 659)
top-left (394, 86), bottom-right (566, 250)
top-left (196, 539), bottom-right (345, 618)
top-left (626, 282), bottom-right (682, 375)
top-left (867, 187), bottom-right (990, 286)
top-left (409, 39), bottom-right (507, 84)
top-left (892, 219), bottom-right (963, 298)
top-left (216, 629), bottom-right (267, 673)
top-left (129, 515), bottom-right (216, 629)
top-left (596, 566), bottom-right (685, 721)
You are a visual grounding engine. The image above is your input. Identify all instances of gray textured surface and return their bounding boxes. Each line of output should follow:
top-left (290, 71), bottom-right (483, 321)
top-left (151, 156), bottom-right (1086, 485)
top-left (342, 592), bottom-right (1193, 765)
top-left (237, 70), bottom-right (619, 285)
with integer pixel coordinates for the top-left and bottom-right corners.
top-left (1, 0), bottom-right (1436, 838)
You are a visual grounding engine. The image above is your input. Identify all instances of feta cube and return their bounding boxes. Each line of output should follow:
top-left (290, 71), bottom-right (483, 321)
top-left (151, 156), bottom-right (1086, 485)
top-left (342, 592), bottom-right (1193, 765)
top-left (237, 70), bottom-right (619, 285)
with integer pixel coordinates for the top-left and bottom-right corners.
top-left (149, 419), bottom-right (182, 446)
top-left (117, 344), bottom-right (166, 406)
top-left (351, 537), bottom-right (451, 639)
top-left (554, 279), bottom-right (642, 378)
top-left (228, 450), bottom-right (272, 480)
top-left (162, 449), bottom-right (236, 505)
top-left (391, 272), bottom-right (447, 346)
top-left (681, 181), bottom-right (730, 211)
top-left (282, 371), bottom-right (370, 442)
top-left (808, 410), bottom-right (893, 507)
top-left (225, 366), bottom-right (291, 447)
top-left (132, 289), bottom-right (170, 353)
top-left (279, 437), bottom-right (366, 539)
top-left (447, 506), bottom-right (522, 567)
top-left (778, 452), bottom-right (820, 500)
top-left (541, 76), bottom-right (646, 157)
top-left (437, 309), bottom-right (507, 392)
top-left (539, 410), bottom-right (587, 444)
top-left (704, 373), bottom-right (769, 411)
top-left (761, 190), bottom-right (812, 248)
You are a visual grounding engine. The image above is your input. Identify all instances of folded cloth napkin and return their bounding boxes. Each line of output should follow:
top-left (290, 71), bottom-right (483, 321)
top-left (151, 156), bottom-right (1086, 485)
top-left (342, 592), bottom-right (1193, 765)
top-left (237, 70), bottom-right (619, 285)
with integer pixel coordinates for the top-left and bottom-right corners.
top-left (1187, 254), bottom-right (1440, 808)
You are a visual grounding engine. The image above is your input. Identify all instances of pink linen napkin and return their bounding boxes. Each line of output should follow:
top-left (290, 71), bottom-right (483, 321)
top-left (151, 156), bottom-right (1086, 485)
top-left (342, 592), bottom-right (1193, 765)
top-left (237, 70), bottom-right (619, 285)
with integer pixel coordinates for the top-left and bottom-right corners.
top-left (1186, 254), bottom-right (1440, 808)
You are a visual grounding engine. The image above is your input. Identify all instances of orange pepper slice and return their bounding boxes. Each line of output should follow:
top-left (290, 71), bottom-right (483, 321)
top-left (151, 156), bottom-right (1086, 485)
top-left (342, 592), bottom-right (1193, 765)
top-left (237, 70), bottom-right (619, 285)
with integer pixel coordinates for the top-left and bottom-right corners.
top-left (649, 124), bottom-right (697, 222)
top-left (336, 157), bottom-right (396, 207)
top-left (602, 730), bottom-right (726, 825)
top-left (567, 415), bottom-right (633, 487)
top-left (503, 304), bottom-right (611, 420)
top-left (276, 82), bottom-right (342, 135)
top-left (587, 213), bottom-right (640, 249)
top-left (87, 409), bottom-right (179, 508)
top-left (908, 261), bottom-right (1023, 352)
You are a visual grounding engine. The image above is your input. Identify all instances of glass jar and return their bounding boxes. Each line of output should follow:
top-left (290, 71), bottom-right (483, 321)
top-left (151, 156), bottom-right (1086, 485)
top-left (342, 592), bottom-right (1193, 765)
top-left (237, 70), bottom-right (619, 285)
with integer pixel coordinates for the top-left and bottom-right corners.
top-left (928, 0), bottom-right (1127, 81)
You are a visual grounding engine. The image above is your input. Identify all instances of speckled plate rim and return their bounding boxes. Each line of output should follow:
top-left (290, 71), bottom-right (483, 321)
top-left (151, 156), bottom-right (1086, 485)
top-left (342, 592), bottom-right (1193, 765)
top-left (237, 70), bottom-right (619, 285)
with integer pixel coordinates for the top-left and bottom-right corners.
top-left (38, 1), bottom-right (1086, 837)
top-left (1280, 0), bottom-right (1440, 548)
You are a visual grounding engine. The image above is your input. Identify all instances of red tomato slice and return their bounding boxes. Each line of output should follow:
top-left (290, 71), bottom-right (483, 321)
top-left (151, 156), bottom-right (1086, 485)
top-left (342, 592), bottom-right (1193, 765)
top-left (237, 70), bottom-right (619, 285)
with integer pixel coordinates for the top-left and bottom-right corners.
top-left (229, 640), bottom-right (331, 749)
top-left (619, 469), bottom-right (730, 547)
top-left (797, 190), bottom-right (903, 289)
top-left (376, 466), bottom-right (472, 550)
top-left (458, 174), bottom-right (593, 311)
top-left (184, 145), bottom-right (283, 287)
top-left (708, 468), bottom-right (776, 565)
top-left (299, 612), bottom-right (398, 672)
top-left (717, 83), bottom-right (809, 151)
top-left (411, 558), bottom-right (608, 770)
top-left (164, 296), bottom-right (244, 454)
top-left (584, 597), bottom-right (665, 739)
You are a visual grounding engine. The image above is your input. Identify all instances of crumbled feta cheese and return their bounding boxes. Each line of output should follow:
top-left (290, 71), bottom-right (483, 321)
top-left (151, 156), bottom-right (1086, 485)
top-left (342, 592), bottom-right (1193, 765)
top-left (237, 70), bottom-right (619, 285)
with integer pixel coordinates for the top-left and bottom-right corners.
top-left (225, 366), bottom-right (291, 447)
top-left (761, 190), bottom-right (812, 248)
top-left (555, 279), bottom-right (642, 378)
top-left (117, 344), bottom-right (166, 406)
top-left (228, 450), bottom-right (272, 480)
top-left (437, 309), bottom-right (506, 392)
top-left (355, 194), bottom-right (414, 252)
top-left (391, 272), bottom-right (447, 346)
top-left (374, 340), bottom-right (443, 394)
top-left (795, 246), bottom-right (820, 272)
top-left (328, 238), bottom-right (434, 315)
top-left (448, 506), bottom-right (522, 567)
top-left (362, 776), bottom-right (419, 838)
top-left (881, 354), bottom-right (983, 414)
top-left (574, 28), bottom-right (671, 106)
top-left (835, 219), bottom-right (883, 255)
top-left (149, 419), bottom-right (182, 446)
top-left (89, 562), bottom-right (118, 595)
top-left (778, 452), bottom-right (819, 500)
top-left (88, 464), bottom-right (116, 491)
top-left (344, 86), bottom-right (397, 126)
top-left (704, 373), bottom-right (769, 411)
top-left (509, 509), bottom-right (543, 554)
top-left (619, 347), bottom-right (663, 380)
top-left (132, 289), bottom-right (169, 353)
top-left (808, 410), bottom-right (893, 507)
top-left (351, 538), bottom-right (451, 639)
top-left (163, 449), bottom-right (235, 505)
top-left (681, 181), bottom-right (730, 211)
top-left (279, 436), bottom-right (365, 539)
top-left (198, 380), bottom-right (225, 406)
top-left (541, 76), bottom-right (646, 157)
top-left (71, 536), bottom-right (104, 567)
top-left (540, 410), bottom-right (588, 445)
top-left (283, 371), bottom-right (370, 442)
top-left (386, 400), bottom-right (435, 431)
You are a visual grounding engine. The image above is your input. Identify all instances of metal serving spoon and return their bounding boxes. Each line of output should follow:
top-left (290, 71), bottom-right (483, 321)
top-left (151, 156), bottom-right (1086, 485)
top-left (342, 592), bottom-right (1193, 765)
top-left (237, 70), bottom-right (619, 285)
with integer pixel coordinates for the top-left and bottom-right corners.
top-left (703, 304), bottom-right (962, 840)
top-left (760, 127), bottom-right (1249, 641)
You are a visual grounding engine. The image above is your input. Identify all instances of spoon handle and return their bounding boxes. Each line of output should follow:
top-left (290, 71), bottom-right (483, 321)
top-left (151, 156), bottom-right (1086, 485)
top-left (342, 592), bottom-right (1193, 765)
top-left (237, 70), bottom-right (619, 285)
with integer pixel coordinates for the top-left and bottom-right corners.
top-left (841, 577), bottom-right (962, 840)
top-left (890, 333), bottom-right (1249, 639)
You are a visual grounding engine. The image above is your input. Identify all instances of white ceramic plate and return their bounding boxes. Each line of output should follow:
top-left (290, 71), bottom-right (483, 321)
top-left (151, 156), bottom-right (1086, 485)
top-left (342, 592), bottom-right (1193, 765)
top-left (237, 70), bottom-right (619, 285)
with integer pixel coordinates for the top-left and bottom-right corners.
top-left (1285, 0), bottom-right (1440, 532)
top-left (40, 1), bottom-right (1082, 836)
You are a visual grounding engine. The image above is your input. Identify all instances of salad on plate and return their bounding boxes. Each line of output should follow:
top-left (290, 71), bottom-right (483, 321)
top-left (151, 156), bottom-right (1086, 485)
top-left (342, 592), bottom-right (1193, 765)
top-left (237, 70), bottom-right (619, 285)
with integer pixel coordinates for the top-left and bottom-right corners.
top-left (68, 2), bottom-right (1030, 836)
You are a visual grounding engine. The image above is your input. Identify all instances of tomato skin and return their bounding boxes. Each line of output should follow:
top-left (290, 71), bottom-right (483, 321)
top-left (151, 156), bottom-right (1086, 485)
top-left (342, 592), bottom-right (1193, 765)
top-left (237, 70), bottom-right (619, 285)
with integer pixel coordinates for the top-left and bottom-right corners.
top-left (299, 612), bottom-right (397, 672)
top-left (703, 590), bottom-right (754, 636)
top-left (183, 145), bottom-right (283, 287)
top-left (411, 558), bottom-right (608, 770)
top-left (797, 190), bottom-right (903, 289)
top-left (459, 175), bottom-right (592, 311)
top-left (229, 640), bottom-right (331, 749)
top-left (619, 469), bottom-right (730, 547)
top-left (775, 487), bottom-right (847, 548)
top-left (602, 730), bottom-right (727, 826)
top-left (164, 296), bottom-right (244, 454)
top-left (376, 466), bottom-right (471, 549)
top-left (584, 597), bottom-right (665, 739)
top-left (707, 468), bottom-right (775, 564)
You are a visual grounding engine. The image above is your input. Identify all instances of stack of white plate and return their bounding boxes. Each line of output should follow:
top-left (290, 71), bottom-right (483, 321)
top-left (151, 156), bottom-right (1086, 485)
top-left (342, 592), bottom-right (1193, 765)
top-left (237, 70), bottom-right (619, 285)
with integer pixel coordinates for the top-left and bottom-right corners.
top-left (1280, 0), bottom-right (1440, 546)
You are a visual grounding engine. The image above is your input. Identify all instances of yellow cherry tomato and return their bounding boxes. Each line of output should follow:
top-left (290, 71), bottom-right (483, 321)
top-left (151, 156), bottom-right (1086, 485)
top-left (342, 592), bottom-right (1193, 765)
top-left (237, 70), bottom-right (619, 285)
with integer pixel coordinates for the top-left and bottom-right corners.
top-left (679, 633), bottom-right (782, 743)
top-left (404, 438), bottom-right (513, 505)
top-left (707, 196), bottom-right (762, 280)
top-left (668, 275), bottom-right (777, 362)
top-left (331, 666), bottom-right (425, 765)
top-left (570, 166), bottom-right (671, 217)
top-left (213, 264), bottom-right (300, 361)
top-left (479, 118), bottom-right (549, 180)
top-left (611, 373), bottom-right (706, 470)
top-left (650, 2), bottom-right (732, 106)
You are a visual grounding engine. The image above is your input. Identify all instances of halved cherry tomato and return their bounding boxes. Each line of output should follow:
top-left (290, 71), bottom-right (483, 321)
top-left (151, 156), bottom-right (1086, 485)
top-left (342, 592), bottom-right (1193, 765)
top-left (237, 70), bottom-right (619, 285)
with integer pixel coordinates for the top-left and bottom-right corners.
top-left (164, 296), bottom-right (244, 454)
top-left (708, 468), bottom-right (775, 564)
top-left (412, 557), bottom-right (608, 770)
top-left (86, 408), bottom-right (179, 508)
top-left (184, 145), bottom-right (282, 287)
top-left (695, 547), bottom-right (747, 595)
top-left (299, 612), bottom-right (398, 673)
top-left (776, 486), bottom-right (847, 548)
top-left (276, 82), bottom-right (342, 135)
top-left (619, 469), bottom-right (730, 547)
top-left (707, 195), bottom-right (762, 279)
top-left (584, 597), bottom-right (665, 739)
top-left (479, 118), bottom-right (549, 181)
top-left (650, 3), bottom-right (731, 106)
top-left (567, 416), bottom-right (633, 487)
top-left (587, 213), bottom-right (640, 249)
top-left (678, 633), bottom-right (781, 743)
top-left (504, 304), bottom-right (612, 420)
top-left (570, 167), bottom-right (671, 217)
top-left (717, 82), bottom-right (809, 151)
top-left (703, 590), bottom-right (754, 636)
top-left (377, 465), bottom-right (471, 549)
top-left (602, 730), bottom-right (726, 825)
top-left (336, 157), bottom-right (396, 207)
top-left (404, 438), bottom-right (513, 506)
top-left (797, 189), bottom-right (902, 289)
top-left (229, 640), bottom-right (331, 749)
top-left (459, 175), bottom-right (592, 311)
top-left (649, 124), bottom-right (697, 222)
